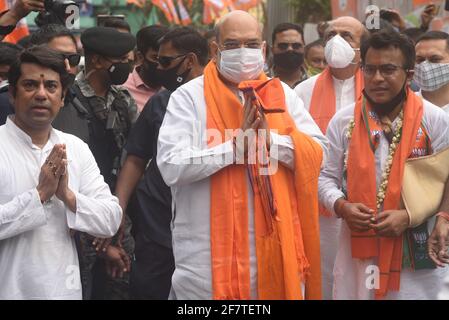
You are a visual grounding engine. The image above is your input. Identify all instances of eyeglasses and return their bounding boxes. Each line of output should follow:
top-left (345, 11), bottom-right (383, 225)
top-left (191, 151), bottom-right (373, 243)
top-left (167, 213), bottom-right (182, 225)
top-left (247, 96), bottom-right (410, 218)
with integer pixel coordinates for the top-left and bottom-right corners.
top-left (157, 54), bottom-right (187, 68)
top-left (276, 42), bottom-right (303, 51)
top-left (362, 64), bottom-right (407, 78)
top-left (63, 53), bottom-right (81, 67)
top-left (220, 41), bottom-right (263, 51)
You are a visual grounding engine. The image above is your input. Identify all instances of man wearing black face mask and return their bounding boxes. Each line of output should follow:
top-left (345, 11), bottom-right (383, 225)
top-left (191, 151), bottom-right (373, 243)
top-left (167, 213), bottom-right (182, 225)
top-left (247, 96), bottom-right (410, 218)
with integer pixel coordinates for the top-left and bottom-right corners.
top-left (114, 27), bottom-right (208, 299)
top-left (271, 23), bottom-right (307, 88)
top-left (123, 25), bottom-right (169, 114)
top-left (53, 27), bottom-right (137, 300)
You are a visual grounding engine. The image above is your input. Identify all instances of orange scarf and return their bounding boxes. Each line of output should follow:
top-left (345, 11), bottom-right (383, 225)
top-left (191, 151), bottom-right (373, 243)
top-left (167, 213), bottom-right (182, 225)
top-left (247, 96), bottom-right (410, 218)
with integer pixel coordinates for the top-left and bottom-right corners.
top-left (346, 89), bottom-right (425, 299)
top-left (309, 67), bottom-right (364, 134)
top-left (204, 61), bottom-right (323, 300)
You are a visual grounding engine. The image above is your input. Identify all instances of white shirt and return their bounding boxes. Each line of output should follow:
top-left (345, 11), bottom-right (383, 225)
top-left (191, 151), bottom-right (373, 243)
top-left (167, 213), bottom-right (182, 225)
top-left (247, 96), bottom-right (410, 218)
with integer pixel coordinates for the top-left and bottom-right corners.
top-left (157, 76), bottom-right (328, 300)
top-left (294, 71), bottom-right (357, 300)
top-left (416, 91), bottom-right (449, 116)
top-left (319, 99), bottom-right (449, 299)
top-left (294, 73), bottom-right (356, 113)
top-left (0, 118), bottom-right (122, 300)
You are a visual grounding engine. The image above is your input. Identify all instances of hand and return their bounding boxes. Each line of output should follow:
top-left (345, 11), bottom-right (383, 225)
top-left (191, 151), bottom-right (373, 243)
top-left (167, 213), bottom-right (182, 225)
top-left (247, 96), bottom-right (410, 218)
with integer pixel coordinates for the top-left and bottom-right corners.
top-left (256, 104), bottom-right (271, 151)
top-left (235, 92), bottom-right (260, 162)
top-left (9, 0), bottom-right (45, 21)
top-left (102, 246), bottom-right (131, 279)
top-left (336, 199), bottom-right (375, 233)
top-left (371, 210), bottom-right (410, 237)
top-left (92, 237), bottom-right (113, 253)
top-left (37, 144), bottom-right (66, 203)
top-left (428, 216), bottom-right (449, 268)
top-left (421, 4), bottom-right (437, 30)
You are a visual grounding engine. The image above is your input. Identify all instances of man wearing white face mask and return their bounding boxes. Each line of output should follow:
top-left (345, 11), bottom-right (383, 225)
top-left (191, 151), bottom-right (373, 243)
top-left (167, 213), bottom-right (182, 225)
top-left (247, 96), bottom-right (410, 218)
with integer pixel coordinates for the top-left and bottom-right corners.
top-left (415, 31), bottom-right (449, 115)
top-left (157, 10), bottom-right (328, 300)
top-left (415, 32), bottom-right (449, 292)
top-left (294, 16), bottom-right (368, 300)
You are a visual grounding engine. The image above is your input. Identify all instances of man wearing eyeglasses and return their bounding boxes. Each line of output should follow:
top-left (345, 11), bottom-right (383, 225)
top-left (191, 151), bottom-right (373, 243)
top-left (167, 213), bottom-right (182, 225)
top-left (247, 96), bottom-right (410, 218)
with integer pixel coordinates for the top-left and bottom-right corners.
top-left (157, 11), bottom-right (327, 300)
top-left (319, 30), bottom-right (449, 300)
top-left (294, 16), bottom-right (368, 300)
top-left (115, 27), bottom-right (208, 300)
top-left (270, 23), bottom-right (307, 88)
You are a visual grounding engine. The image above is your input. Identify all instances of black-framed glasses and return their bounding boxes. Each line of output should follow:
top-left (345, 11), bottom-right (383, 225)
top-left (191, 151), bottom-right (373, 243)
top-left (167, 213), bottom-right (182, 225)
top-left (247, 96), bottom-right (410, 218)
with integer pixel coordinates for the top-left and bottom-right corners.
top-left (157, 54), bottom-right (187, 68)
top-left (276, 42), bottom-right (303, 51)
top-left (63, 53), bottom-right (81, 67)
top-left (361, 63), bottom-right (407, 77)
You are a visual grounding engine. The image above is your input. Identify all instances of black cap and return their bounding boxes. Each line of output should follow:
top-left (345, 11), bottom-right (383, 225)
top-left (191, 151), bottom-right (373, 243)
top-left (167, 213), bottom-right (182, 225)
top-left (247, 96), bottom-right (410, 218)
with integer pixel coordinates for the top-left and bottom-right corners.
top-left (81, 27), bottom-right (136, 58)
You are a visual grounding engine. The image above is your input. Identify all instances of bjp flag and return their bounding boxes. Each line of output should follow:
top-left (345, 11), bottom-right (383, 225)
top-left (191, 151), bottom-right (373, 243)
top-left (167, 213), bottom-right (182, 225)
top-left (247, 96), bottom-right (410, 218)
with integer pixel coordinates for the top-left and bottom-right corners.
top-left (177, 0), bottom-right (191, 26)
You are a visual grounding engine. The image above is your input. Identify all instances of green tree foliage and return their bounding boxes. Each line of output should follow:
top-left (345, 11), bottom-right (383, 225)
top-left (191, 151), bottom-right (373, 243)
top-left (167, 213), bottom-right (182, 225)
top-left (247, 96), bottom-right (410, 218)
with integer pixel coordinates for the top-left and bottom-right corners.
top-left (287, 0), bottom-right (331, 23)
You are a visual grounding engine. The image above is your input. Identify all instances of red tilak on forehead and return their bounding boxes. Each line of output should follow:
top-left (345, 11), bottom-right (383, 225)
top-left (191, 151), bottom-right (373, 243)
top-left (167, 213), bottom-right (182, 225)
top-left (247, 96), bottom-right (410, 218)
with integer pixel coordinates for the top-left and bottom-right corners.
top-left (40, 74), bottom-right (44, 78)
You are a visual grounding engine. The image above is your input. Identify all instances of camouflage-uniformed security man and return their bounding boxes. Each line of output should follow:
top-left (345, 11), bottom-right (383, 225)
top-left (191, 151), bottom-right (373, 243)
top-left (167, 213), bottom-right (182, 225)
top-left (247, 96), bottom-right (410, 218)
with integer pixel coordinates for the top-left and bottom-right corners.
top-left (52, 27), bottom-right (136, 300)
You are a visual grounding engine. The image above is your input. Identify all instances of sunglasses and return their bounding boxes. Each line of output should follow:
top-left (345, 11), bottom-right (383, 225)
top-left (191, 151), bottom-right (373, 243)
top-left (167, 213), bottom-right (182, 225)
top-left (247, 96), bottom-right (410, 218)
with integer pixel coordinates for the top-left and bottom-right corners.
top-left (63, 53), bottom-right (81, 67)
top-left (157, 54), bottom-right (187, 68)
top-left (277, 42), bottom-right (303, 51)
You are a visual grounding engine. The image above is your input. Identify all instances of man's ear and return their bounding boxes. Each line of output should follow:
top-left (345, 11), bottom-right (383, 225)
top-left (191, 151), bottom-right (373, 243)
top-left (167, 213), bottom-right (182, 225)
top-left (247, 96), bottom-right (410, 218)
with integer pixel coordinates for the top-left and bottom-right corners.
top-left (61, 87), bottom-right (68, 104)
top-left (187, 52), bottom-right (197, 69)
top-left (8, 86), bottom-right (15, 105)
top-left (135, 51), bottom-right (144, 66)
top-left (262, 41), bottom-right (267, 61)
top-left (407, 69), bottom-right (415, 82)
top-left (211, 40), bottom-right (219, 63)
top-left (91, 54), bottom-right (102, 69)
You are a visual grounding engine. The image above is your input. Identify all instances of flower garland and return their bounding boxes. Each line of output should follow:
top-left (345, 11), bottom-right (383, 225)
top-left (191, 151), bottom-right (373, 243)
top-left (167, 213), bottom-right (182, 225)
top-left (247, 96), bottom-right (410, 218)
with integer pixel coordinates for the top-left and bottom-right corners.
top-left (343, 110), bottom-right (404, 211)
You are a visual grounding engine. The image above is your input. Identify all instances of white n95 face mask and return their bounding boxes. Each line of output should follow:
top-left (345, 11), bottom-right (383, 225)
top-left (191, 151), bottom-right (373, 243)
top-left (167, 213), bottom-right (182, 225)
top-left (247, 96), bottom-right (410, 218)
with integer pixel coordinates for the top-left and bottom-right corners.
top-left (325, 34), bottom-right (356, 69)
top-left (218, 47), bottom-right (265, 84)
top-left (414, 61), bottom-right (449, 92)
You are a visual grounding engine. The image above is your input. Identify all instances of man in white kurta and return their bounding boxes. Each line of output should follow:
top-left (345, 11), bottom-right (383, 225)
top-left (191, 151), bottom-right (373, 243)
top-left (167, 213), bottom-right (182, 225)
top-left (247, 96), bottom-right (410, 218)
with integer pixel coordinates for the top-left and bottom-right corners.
top-left (157, 11), bottom-right (328, 300)
top-left (294, 16), bottom-right (367, 299)
top-left (0, 46), bottom-right (122, 300)
top-left (0, 119), bottom-right (122, 299)
top-left (319, 30), bottom-right (449, 300)
top-left (319, 100), bottom-right (449, 300)
top-left (157, 76), bottom-right (327, 300)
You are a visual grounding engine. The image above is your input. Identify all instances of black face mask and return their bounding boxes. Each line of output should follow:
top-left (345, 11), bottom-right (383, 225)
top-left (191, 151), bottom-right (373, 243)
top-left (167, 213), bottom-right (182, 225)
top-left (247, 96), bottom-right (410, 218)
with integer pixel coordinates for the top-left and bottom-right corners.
top-left (363, 82), bottom-right (408, 117)
top-left (141, 59), bottom-right (164, 87)
top-left (159, 57), bottom-right (191, 91)
top-left (273, 51), bottom-right (304, 70)
top-left (107, 62), bottom-right (131, 85)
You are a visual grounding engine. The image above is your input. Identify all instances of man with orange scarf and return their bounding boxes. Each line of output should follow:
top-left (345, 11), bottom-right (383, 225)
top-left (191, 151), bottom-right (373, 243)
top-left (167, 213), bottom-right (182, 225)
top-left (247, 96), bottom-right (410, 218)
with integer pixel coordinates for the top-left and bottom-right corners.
top-left (294, 16), bottom-right (368, 300)
top-left (157, 10), bottom-right (328, 300)
top-left (319, 30), bottom-right (449, 300)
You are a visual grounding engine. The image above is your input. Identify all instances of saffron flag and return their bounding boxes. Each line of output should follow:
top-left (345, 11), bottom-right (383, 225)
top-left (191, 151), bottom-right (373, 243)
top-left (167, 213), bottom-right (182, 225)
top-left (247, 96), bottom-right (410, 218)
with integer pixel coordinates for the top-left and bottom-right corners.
top-left (177, 0), bottom-right (192, 25)
top-left (152, 0), bottom-right (173, 22)
top-left (127, 0), bottom-right (146, 8)
top-left (234, 0), bottom-right (260, 11)
top-left (166, 0), bottom-right (181, 24)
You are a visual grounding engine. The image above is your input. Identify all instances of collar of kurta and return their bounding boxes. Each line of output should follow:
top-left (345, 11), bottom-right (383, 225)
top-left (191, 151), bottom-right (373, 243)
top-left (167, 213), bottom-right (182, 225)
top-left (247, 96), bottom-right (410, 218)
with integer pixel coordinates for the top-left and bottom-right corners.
top-left (5, 116), bottom-right (61, 149)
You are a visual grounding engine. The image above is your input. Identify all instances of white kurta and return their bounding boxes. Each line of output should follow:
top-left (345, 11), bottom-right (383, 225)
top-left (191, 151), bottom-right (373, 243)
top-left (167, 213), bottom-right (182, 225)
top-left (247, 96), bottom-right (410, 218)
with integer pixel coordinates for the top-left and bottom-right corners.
top-left (319, 98), bottom-right (449, 300)
top-left (416, 91), bottom-right (449, 116)
top-left (0, 118), bottom-right (122, 300)
top-left (157, 76), bottom-right (328, 300)
top-left (294, 72), bottom-right (357, 300)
